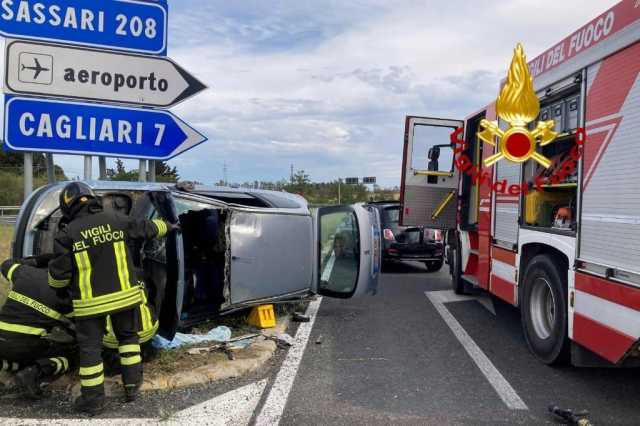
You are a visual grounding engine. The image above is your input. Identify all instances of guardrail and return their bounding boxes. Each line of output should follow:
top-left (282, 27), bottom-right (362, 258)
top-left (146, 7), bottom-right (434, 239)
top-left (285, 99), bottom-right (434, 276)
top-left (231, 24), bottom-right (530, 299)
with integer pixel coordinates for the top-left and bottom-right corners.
top-left (0, 206), bottom-right (20, 225)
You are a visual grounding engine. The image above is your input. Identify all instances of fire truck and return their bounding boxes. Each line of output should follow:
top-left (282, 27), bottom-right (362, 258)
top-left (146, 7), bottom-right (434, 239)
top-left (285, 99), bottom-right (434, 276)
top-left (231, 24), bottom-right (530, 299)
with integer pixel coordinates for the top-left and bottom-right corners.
top-left (400, 0), bottom-right (640, 366)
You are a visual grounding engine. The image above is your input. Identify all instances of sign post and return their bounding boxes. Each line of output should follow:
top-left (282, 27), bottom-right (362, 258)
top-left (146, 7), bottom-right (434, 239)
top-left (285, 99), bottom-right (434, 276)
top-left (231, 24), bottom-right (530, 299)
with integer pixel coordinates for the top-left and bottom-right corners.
top-left (1, 0), bottom-right (207, 194)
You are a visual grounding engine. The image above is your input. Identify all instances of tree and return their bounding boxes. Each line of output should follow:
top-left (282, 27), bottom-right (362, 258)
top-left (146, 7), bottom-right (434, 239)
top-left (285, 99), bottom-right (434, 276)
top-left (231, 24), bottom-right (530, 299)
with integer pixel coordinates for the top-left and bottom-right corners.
top-left (155, 161), bottom-right (180, 183)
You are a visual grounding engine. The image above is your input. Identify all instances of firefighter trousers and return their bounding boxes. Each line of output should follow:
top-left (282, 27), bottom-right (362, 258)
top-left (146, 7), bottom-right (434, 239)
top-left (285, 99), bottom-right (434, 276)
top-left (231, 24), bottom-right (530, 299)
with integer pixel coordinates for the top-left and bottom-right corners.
top-left (76, 307), bottom-right (141, 398)
top-left (0, 331), bottom-right (73, 377)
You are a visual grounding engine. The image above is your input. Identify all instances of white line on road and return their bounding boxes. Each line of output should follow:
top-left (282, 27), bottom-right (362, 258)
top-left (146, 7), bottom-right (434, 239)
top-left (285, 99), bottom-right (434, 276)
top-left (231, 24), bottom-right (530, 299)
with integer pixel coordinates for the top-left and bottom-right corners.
top-left (254, 297), bottom-right (323, 426)
top-left (425, 290), bottom-right (528, 411)
top-left (0, 375), bottom-right (267, 425)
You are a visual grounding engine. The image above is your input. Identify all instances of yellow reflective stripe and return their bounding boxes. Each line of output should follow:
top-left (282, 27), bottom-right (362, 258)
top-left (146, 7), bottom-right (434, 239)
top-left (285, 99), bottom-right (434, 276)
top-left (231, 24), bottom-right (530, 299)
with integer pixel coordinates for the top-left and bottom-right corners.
top-left (6, 264), bottom-right (20, 284)
top-left (119, 344), bottom-right (140, 354)
top-left (73, 286), bottom-right (142, 307)
top-left (8, 291), bottom-right (63, 321)
top-left (103, 319), bottom-right (158, 348)
top-left (50, 358), bottom-right (62, 374)
top-left (72, 290), bottom-right (143, 318)
top-left (47, 273), bottom-right (70, 287)
top-left (81, 374), bottom-right (104, 387)
top-left (0, 321), bottom-right (47, 336)
top-left (74, 251), bottom-right (93, 300)
top-left (60, 357), bottom-right (69, 372)
top-left (1, 360), bottom-right (8, 371)
top-left (120, 355), bottom-right (141, 366)
top-left (11, 362), bottom-right (18, 371)
top-left (141, 303), bottom-right (152, 332)
top-left (152, 219), bottom-right (167, 238)
top-left (114, 241), bottom-right (131, 291)
top-left (79, 364), bottom-right (103, 376)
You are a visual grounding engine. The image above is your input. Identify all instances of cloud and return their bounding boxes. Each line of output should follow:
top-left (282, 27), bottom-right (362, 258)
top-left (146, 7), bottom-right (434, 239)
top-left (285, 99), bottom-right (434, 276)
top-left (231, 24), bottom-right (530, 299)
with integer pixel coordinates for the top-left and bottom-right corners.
top-left (51, 0), bottom-right (618, 186)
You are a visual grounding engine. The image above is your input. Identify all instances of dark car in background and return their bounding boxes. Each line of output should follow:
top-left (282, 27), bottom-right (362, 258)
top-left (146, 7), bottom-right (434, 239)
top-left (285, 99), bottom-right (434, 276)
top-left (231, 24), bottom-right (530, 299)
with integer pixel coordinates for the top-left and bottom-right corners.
top-left (367, 201), bottom-right (444, 272)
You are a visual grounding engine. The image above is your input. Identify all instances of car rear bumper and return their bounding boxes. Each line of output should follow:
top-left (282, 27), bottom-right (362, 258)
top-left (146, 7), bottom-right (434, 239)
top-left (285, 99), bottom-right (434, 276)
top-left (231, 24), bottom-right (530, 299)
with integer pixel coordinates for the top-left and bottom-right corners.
top-left (383, 250), bottom-right (443, 262)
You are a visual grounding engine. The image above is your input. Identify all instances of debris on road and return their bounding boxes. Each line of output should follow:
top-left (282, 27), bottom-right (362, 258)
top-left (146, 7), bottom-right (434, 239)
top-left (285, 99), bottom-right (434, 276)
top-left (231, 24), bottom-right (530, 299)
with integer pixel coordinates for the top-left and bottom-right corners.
top-left (152, 326), bottom-right (232, 350)
top-left (315, 335), bottom-right (324, 345)
top-left (549, 405), bottom-right (593, 426)
top-left (269, 333), bottom-right (294, 348)
top-left (293, 312), bottom-right (310, 322)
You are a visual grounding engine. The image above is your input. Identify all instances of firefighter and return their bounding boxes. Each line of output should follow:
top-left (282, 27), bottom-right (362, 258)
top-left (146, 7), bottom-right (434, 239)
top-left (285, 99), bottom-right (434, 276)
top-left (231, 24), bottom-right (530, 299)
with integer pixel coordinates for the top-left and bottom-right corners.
top-left (48, 182), bottom-right (176, 415)
top-left (0, 255), bottom-right (75, 399)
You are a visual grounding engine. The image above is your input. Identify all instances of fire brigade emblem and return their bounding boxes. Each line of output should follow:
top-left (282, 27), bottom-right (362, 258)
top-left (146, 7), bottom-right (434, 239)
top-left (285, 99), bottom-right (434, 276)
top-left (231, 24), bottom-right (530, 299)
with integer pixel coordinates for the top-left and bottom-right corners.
top-left (478, 43), bottom-right (558, 168)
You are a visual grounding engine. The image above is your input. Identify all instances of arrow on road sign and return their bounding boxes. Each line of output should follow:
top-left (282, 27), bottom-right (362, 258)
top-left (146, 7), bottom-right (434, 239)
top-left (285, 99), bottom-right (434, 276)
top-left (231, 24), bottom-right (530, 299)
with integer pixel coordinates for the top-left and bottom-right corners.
top-left (0, 0), bottom-right (168, 55)
top-left (5, 40), bottom-right (206, 108)
top-left (4, 97), bottom-right (208, 160)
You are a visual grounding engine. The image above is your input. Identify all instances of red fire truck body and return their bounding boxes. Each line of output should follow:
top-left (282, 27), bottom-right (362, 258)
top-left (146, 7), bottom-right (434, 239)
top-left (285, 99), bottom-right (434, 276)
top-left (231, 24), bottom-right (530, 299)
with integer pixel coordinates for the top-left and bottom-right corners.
top-left (400, 0), bottom-right (640, 366)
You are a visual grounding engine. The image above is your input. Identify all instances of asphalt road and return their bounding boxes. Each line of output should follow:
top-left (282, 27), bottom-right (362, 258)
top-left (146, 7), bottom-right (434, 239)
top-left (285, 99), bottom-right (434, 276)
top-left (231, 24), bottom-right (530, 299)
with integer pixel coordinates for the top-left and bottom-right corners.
top-left (1, 261), bottom-right (640, 424)
top-left (276, 261), bottom-right (640, 425)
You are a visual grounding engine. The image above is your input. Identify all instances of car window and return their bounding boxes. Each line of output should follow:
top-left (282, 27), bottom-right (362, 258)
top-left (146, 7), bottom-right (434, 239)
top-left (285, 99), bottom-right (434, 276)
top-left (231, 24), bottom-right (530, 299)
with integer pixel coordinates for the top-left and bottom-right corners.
top-left (383, 207), bottom-right (400, 224)
top-left (319, 211), bottom-right (360, 296)
top-left (173, 197), bottom-right (213, 216)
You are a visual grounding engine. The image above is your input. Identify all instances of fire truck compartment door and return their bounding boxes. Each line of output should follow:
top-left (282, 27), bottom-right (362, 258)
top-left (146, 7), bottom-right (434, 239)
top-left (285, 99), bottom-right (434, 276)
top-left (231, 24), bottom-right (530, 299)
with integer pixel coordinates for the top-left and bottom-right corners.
top-left (400, 116), bottom-right (463, 229)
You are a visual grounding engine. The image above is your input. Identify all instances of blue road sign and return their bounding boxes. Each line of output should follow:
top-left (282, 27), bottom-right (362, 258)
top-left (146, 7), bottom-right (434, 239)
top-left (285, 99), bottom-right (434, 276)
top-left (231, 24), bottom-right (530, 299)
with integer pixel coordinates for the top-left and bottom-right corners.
top-left (0, 0), bottom-right (168, 55)
top-left (4, 97), bottom-right (208, 160)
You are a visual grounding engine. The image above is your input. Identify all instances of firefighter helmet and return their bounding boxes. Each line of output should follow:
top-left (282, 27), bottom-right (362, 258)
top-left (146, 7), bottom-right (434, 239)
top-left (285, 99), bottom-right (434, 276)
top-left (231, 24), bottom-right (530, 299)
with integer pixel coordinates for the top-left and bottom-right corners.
top-left (59, 182), bottom-right (96, 217)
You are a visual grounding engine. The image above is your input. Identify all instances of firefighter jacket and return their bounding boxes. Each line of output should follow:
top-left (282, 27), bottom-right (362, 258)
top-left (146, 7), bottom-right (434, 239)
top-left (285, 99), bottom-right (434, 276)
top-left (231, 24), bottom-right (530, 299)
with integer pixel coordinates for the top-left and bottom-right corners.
top-left (0, 259), bottom-right (73, 337)
top-left (102, 286), bottom-right (158, 349)
top-left (48, 203), bottom-right (169, 319)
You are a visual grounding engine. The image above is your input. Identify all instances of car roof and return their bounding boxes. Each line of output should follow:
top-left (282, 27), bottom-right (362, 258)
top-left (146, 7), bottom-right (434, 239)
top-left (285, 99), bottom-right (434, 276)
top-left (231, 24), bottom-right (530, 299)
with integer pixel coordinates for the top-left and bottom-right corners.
top-left (61, 181), bottom-right (308, 210)
top-left (367, 201), bottom-right (400, 209)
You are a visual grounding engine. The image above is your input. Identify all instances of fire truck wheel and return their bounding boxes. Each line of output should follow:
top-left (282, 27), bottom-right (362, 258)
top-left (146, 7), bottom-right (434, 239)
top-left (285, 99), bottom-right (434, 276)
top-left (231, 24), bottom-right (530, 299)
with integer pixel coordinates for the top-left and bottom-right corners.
top-left (521, 254), bottom-right (569, 365)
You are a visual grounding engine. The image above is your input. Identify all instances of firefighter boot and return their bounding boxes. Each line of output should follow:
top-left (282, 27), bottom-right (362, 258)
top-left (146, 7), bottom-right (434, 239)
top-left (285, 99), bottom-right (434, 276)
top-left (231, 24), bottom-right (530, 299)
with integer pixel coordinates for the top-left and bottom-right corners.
top-left (74, 393), bottom-right (106, 416)
top-left (15, 365), bottom-right (43, 399)
top-left (124, 383), bottom-right (140, 402)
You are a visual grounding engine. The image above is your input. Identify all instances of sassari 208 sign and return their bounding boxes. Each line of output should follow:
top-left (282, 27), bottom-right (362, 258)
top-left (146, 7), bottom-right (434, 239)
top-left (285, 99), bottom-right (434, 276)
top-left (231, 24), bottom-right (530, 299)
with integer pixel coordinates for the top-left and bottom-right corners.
top-left (450, 43), bottom-right (586, 196)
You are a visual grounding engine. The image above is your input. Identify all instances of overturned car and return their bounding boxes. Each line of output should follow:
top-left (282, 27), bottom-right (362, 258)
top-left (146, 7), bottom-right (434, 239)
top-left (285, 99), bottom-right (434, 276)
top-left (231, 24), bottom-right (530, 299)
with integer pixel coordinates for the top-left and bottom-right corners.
top-left (12, 181), bottom-right (381, 341)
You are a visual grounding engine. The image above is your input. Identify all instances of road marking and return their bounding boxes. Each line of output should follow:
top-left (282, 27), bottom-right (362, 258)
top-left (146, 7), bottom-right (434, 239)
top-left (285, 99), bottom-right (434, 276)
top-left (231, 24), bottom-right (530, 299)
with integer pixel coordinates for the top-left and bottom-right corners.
top-left (0, 378), bottom-right (267, 425)
top-left (425, 290), bottom-right (528, 410)
top-left (255, 297), bottom-right (323, 425)
top-left (168, 379), bottom-right (267, 425)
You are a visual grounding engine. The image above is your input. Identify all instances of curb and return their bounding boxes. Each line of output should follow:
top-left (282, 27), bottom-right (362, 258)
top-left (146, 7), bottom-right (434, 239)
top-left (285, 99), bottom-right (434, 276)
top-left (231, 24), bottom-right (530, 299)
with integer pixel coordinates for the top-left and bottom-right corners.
top-left (0, 316), bottom-right (290, 396)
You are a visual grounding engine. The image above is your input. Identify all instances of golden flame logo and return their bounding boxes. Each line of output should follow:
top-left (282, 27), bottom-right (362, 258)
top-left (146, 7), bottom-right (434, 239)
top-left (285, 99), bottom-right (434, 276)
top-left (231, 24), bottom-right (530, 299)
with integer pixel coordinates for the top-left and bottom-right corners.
top-left (478, 43), bottom-right (558, 168)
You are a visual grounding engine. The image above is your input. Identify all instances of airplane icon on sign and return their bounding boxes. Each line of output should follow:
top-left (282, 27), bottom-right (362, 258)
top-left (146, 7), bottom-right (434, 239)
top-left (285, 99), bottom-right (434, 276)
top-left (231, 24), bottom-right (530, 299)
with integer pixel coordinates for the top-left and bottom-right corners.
top-left (21, 58), bottom-right (50, 80)
top-left (18, 52), bottom-right (53, 85)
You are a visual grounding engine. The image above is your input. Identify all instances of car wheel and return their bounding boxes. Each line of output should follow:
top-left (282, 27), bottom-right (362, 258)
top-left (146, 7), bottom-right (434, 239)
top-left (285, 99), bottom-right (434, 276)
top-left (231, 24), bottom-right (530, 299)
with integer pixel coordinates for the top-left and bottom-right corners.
top-left (450, 238), bottom-right (465, 294)
top-left (521, 254), bottom-right (569, 365)
top-left (425, 260), bottom-right (443, 272)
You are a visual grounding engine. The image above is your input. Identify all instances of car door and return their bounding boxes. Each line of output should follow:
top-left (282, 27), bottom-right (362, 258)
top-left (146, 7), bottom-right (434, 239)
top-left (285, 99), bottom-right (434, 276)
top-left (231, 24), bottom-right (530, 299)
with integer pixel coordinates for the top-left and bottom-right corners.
top-left (400, 116), bottom-right (464, 229)
top-left (313, 203), bottom-right (380, 298)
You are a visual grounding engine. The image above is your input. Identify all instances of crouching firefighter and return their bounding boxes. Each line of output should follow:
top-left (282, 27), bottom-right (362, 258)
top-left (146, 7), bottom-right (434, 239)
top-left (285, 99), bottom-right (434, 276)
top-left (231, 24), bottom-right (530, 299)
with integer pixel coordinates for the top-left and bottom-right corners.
top-left (0, 256), bottom-right (75, 399)
top-left (48, 182), bottom-right (177, 415)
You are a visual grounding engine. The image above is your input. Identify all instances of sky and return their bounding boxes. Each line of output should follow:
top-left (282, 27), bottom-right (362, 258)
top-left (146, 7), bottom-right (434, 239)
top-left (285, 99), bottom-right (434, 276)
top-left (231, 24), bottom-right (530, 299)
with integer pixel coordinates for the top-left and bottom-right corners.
top-left (18, 0), bottom-right (620, 187)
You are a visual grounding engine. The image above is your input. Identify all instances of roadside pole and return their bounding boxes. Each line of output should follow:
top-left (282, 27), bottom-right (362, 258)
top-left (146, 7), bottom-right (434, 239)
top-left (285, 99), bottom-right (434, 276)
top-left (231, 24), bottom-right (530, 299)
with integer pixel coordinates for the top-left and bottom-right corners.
top-left (99, 157), bottom-right (107, 180)
top-left (83, 156), bottom-right (92, 180)
top-left (45, 153), bottom-right (55, 183)
top-left (338, 180), bottom-right (341, 204)
top-left (23, 153), bottom-right (32, 200)
top-left (139, 160), bottom-right (147, 182)
top-left (148, 161), bottom-right (156, 182)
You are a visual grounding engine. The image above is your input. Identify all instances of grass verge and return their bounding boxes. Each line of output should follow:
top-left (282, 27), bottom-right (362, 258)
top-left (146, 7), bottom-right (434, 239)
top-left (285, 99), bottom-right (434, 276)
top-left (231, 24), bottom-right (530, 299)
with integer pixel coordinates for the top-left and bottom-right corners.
top-left (0, 225), bottom-right (13, 304)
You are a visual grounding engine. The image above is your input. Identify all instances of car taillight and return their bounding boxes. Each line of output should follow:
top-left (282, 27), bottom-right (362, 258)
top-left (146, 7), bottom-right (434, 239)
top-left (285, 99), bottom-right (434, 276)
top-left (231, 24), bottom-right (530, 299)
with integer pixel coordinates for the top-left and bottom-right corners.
top-left (434, 230), bottom-right (442, 242)
top-left (383, 229), bottom-right (395, 241)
